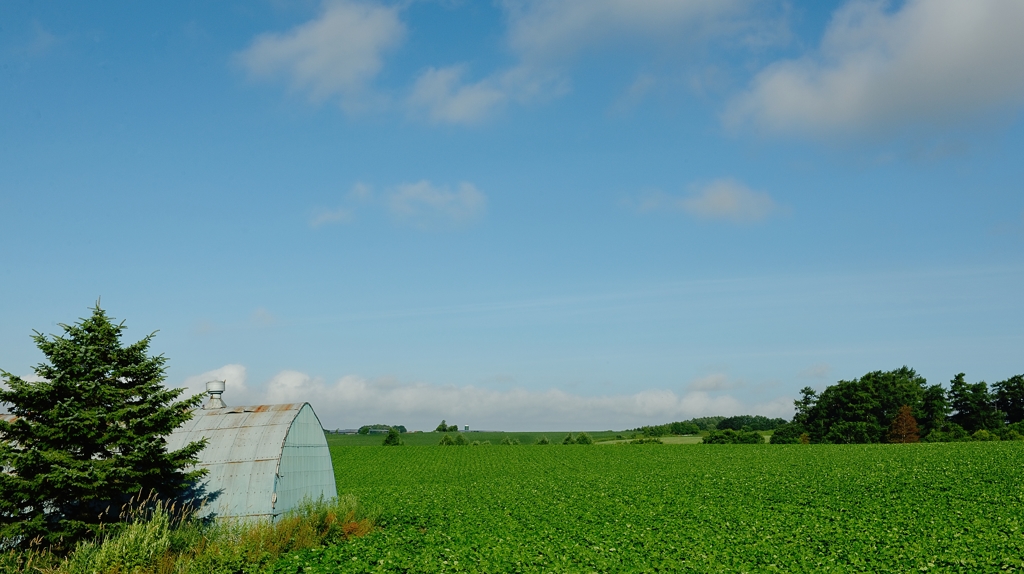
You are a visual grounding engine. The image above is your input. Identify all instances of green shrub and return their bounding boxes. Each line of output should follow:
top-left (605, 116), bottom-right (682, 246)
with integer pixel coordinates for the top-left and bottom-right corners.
top-left (972, 429), bottom-right (1000, 442)
top-left (562, 433), bottom-right (575, 445)
top-left (382, 428), bottom-right (404, 446)
top-left (923, 422), bottom-right (971, 442)
top-left (769, 423), bottom-right (805, 444)
top-left (629, 437), bottom-right (663, 444)
top-left (499, 437), bottom-right (520, 445)
top-left (702, 429), bottom-right (764, 444)
top-left (1003, 430), bottom-right (1024, 441)
top-left (438, 434), bottom-right (455, 446)
top-left (574, 433), bottom-right (594, 445)
top-left (453, 433), bottom-right (469, 446)
top-left (535, 436), bottom-right (550, 445)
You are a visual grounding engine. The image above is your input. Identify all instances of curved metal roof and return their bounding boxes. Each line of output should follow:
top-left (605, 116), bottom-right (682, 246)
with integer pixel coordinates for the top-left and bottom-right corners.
top-left (165, 402), bottom-right (337, 520)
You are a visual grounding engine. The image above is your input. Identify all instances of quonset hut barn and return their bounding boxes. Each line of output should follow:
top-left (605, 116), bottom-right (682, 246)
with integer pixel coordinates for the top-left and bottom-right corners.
top-left (164, 381), bottom-right (338, 521)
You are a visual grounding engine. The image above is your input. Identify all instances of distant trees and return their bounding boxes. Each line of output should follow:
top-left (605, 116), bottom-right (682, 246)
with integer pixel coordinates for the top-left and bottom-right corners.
top-left (888, 406), bottom-right (920, 443)
top-left (948, 374), bottom-right (1002, 432)
top-left (702, 429), bottom-right (764, 444)
top-left (438, 433), bottom-right (470, 446)
top-left (995, 375), bottom-right (1024, 424)
top-left (435, 420), bottom-right (459, 433)
top-left (560, 433), bottom-right (593, 445)
top-left (768, 423), bottom-right (805, 444)
top-left (716, 415), bottom-right (787, 431)
top-left (784, 368), bottom-right (1024, 444)
top-left (633, 417), bottom-right (717, 437)
top-left (359, 424), bottom-right (406, 435)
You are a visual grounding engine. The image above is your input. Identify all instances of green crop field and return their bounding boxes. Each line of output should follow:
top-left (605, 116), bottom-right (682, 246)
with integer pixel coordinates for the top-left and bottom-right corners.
top-left (273, 443), bottom-right (1024, 573)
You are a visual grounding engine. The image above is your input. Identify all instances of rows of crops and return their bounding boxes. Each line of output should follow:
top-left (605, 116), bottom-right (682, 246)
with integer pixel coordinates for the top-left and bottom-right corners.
top-left (273, 443), bottom-right (1024, 573)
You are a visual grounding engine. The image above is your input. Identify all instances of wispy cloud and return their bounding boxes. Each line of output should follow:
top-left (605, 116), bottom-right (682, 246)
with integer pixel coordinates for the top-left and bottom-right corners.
top-left (235, 0), bottom-right (405, 109)
top-left (235, 0), bottom-right (781, 123)
top-left (388, 181), bottom-right (486, 227)
top-left (407, 0), bottom-right (763, 124)
top-left (179, 365), bottom-right (794, 431)
top-left (312, 180), bottom-right (487, 229)
top-left (725, 0), bottom-right (1024, 138)
top-left (687, 373), bottom-right (744, 392)
top-left (502, 0), bottom-right (749, 65)
top-left (309, 207), bottom-right (353, 228)
top-left (635, 178), bottom-right (781, 224)
top-left (407, 66), bottom-right (508, 124)
top-left (798, 363), bottom-right (831, 380)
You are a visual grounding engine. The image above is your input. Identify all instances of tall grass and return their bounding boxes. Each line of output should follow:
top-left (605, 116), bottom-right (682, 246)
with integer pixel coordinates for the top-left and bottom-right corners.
top-left (1, 495), bottom-right (374, 574)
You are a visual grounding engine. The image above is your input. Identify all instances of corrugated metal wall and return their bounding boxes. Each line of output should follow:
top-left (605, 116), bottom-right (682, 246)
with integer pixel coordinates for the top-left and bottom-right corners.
top-left (274, 404), bottom-right (338, 514)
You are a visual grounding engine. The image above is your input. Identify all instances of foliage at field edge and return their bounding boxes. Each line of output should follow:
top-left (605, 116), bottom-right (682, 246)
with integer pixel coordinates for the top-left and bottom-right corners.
top-left (1, 495), bottom-right (373, 574)
top-left (772, 367), bottom-right (1024, 444)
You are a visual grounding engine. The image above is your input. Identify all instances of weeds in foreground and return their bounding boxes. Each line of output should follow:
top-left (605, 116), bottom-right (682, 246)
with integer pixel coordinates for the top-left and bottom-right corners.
top-left (1, 495), bottom-right (373, 574)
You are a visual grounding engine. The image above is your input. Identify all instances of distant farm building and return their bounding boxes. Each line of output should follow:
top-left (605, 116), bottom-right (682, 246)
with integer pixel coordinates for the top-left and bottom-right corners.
top-left (164, 381), bottom-right (337, 521)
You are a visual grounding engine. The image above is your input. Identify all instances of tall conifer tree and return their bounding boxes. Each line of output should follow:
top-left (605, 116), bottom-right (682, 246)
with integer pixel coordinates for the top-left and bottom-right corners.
top-left (0, 305), bottom-right (206, 548)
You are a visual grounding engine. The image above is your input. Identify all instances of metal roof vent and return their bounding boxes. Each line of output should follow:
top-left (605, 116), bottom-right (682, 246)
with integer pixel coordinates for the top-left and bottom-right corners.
top-left (204, 380), bottom-right (227, 409)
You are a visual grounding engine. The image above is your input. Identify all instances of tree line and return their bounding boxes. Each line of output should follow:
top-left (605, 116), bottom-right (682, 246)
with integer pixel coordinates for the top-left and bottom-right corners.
top-left (633, 414), bottom-right (787, 438)
top-left (771, 367), bottom-right (1024, 444)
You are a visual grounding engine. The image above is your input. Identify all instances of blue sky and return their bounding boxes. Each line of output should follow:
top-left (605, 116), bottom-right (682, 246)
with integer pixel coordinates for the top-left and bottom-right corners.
top-left (2, 0), bottom-right (1023, 431)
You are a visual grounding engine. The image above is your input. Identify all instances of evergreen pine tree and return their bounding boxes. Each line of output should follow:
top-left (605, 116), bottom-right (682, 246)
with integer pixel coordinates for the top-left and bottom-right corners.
top-left (0, 305), bottom-right (206, 548)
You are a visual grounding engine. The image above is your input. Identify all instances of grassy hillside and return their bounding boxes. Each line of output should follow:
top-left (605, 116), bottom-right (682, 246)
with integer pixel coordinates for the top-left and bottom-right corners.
top-left (326, 430), bottom-right (624, 446)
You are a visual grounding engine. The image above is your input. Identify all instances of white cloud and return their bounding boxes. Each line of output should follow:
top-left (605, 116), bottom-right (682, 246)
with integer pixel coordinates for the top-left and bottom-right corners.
top-left (408, 66), bottom-right (508, 124)
top-left (179, 365), bottom-right (794, 431)
top-left (180, 364), bottom-right (251, 405)
top-left (725, 0), bottom-right (1024, 137)
top-left (682, 179), bottom-right (779, 222)
top-left (387, 181), bottom-right (486, 227)
top-left (637, 178), bottom-right (781, 224)
top-left (409, 0), bottom-right (760, 124)
top-left (502, 0), bottom-right (745, 64)
top-left (236, 0), bottom-right (405, 108)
